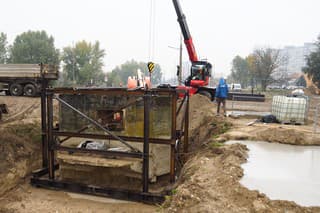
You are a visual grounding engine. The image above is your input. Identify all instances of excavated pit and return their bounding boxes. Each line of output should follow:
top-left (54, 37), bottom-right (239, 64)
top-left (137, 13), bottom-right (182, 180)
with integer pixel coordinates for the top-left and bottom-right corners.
top-left (56, 94), bottom-right (221, 192)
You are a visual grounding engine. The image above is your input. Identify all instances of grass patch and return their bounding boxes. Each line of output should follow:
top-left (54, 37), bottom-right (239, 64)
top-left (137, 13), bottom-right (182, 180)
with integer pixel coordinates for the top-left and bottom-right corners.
top-left (210, 141), bottom-right (224, 148)
top-left (220, 122), bottom-right (231, 134)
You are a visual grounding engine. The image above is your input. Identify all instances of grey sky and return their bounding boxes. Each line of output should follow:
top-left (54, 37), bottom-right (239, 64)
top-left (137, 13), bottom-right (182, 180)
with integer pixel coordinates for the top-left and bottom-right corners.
top-left (1, 0), bottom-right (319, 79)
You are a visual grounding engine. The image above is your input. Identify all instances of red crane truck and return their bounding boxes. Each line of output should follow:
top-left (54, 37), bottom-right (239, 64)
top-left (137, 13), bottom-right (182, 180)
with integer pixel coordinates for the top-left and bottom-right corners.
top-left (159, 0), bottom-right (215, 100)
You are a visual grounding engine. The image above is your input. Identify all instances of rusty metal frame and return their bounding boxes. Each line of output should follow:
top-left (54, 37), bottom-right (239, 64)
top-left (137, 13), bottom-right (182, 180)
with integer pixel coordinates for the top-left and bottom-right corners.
top-left (32, 87), bottom-right (190, 203)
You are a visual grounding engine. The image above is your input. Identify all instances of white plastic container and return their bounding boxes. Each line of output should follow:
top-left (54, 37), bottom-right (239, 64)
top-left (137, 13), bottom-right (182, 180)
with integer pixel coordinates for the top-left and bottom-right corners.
top-left (272, 96), bottom-right (308, 124)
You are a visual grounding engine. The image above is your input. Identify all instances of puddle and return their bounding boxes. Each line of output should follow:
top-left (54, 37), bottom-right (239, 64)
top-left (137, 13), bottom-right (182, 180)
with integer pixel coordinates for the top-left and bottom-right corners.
top-left (228, 110), bottom-right (270, 117)
top-left (228, 140), bottom-right (320, 207)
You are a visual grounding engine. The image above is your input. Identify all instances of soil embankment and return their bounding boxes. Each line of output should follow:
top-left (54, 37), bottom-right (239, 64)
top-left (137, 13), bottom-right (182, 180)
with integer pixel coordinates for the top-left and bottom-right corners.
top-left (0, 123), bottom-right (41, 196)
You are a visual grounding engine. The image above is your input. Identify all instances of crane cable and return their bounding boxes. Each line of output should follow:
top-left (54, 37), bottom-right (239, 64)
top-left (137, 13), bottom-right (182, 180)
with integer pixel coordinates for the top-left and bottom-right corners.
top-left (148, 0), bottom-right (156, 62)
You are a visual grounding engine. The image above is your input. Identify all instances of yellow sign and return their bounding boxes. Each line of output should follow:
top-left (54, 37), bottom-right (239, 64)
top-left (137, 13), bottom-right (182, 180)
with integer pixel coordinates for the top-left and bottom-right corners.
top-left (147, 62), bottom-right (155, 73)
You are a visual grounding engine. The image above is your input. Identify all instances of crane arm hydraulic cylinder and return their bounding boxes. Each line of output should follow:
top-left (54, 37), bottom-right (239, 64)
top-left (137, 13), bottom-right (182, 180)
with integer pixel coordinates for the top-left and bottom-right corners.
top-left (172, 0), bottom-right (198, 62)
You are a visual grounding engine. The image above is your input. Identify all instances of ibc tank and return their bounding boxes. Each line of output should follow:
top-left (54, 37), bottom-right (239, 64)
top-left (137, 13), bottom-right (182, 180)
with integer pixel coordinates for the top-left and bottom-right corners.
top-left (272, 96), bottom-right (308, 124)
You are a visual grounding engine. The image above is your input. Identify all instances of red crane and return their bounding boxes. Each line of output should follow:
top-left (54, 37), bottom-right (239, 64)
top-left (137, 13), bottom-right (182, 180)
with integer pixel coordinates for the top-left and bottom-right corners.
top-left (172, 0), bottom-right (214, 99)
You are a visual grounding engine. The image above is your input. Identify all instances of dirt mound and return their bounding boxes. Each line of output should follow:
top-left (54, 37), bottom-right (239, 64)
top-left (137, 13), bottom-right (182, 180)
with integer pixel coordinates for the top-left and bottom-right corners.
top-left (0, 123), bottom-right (41, 196)
top-left (164, 143), bottom-right (320, 212)
top-left (218, 121), bottom-right (320, 145)
top-left (187, 94), bottom-right (231, 151)
top-left (256, 126), bottom-right (306, 144)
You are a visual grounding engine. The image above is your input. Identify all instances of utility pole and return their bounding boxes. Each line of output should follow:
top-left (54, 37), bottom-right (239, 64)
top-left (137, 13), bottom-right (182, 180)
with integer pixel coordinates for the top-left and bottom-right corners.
top-left (168, 35), bottom-right (183, 85)
top-left (178, 35), bottom-right (183, 85)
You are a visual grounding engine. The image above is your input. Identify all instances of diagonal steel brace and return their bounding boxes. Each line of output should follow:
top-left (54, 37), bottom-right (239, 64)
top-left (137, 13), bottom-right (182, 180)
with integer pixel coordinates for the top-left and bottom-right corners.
top-left (55, 95), bottom-right (141, 153)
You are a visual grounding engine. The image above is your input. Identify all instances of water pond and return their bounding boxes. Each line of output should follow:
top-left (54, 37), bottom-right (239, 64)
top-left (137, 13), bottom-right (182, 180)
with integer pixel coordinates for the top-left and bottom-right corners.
top-left (228, 140), bottom-right (320, 207)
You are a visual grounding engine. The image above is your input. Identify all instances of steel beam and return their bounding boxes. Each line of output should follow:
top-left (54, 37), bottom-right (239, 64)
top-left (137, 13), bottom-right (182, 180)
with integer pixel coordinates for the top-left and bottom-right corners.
top-left (56, 146), bottom-right (143, 158)
top-left (30, 178), bottom-right (165, 204)
top-left (53, 131), bottom-right (175, 145)
top-left (142, 91), bottom-right (150, 193)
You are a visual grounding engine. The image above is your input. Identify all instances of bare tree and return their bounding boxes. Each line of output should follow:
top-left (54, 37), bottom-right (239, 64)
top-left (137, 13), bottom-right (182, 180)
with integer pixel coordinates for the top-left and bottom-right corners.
top-left (252, 48), bottom-right (283, 91)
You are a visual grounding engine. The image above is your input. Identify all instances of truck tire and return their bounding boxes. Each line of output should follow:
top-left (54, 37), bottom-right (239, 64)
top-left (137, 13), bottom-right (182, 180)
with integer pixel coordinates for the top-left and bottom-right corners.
top-left (24, 84), bottom-right (37, 97)
top-left (9, 83), bottom-right (23, 96)
top-left (198, 90), bottom-right (212, 101)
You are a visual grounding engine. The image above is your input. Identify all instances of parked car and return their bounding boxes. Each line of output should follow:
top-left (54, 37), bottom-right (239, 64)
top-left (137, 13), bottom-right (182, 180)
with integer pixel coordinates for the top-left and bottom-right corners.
top-left (229, 83), bottom-right (242, 92)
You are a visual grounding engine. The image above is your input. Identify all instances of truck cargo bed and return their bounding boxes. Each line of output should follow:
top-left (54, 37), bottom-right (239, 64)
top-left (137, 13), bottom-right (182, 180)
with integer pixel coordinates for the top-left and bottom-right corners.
top-left (0, 64), bottom-right (58, 80)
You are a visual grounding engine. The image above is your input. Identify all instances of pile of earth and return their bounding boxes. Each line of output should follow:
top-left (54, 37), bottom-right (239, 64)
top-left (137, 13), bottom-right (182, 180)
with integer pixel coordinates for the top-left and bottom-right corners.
top-left (163, 143), bottom-right (320, 212)
top-left (185, 94), bottom-right (231, 153)
top-left (217, 123), bottom-right (320, 145)
top-left (0, 123), bottom-right (41, 196)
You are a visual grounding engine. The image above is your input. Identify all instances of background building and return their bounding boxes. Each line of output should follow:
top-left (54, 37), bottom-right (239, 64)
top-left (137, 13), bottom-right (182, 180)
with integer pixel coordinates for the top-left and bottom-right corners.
top-left (279, 43), bottom-right (317, 75)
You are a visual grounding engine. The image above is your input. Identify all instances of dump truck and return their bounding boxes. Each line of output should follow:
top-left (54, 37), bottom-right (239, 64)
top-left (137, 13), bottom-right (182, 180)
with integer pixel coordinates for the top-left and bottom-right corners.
top-left (0, 64), bottom-right (59, 96)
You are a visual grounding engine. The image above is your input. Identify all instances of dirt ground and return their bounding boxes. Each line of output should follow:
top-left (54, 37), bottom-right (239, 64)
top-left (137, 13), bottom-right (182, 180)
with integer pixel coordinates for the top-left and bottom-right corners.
top-left (0, 184), bottom-right (155, 213)
top-left (0, 92), bottom-right (320, 212)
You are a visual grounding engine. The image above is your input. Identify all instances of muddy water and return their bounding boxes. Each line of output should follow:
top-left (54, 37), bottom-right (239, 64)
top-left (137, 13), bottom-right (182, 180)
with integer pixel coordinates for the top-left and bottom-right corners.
top-left (228, 140), bottom-right (320, 207)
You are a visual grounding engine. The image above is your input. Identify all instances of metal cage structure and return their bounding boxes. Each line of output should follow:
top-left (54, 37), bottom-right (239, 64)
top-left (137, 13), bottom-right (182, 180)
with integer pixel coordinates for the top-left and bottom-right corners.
top-left (31, 86), bottom-right (190, 204)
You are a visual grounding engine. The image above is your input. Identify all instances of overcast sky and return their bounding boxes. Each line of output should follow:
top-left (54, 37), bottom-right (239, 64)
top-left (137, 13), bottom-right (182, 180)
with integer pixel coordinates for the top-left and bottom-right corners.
top-left (1, 0), bottom-right (319, 79)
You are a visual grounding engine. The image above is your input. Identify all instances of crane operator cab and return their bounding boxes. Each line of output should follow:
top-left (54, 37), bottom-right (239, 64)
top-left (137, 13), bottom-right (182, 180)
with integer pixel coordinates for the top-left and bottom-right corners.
top-left (185, 61), bottom-right (212, 87)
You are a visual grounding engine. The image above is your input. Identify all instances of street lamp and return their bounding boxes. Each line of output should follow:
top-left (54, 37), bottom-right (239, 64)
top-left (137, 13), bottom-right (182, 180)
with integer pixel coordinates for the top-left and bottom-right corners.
top-left (168, 35), bottom-right (183, 85)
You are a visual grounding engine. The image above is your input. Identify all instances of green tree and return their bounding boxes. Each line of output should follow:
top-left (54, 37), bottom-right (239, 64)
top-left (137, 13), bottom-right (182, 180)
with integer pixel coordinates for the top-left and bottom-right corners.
top-left (0, 32), bottom-right (8, 63)
top-left (9, 30), bottom-right (59, 64)
top-left (303, 35), bottom-right (320, 88)
top-left (230, 56), bottom-right (250, 87)
top-left (107, 60), bottom-right (162, 87)
top-left (61, 40), bottom-right (105, 86)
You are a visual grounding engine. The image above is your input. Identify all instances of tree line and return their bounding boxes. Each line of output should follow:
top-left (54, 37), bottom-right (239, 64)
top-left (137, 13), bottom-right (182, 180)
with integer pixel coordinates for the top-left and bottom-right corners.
top-left (228, 48), bottom-right (285, 91)
top-left (229, 35), bottom-right (320, 91)
top-left (0, 31), bottom-right (162, 87)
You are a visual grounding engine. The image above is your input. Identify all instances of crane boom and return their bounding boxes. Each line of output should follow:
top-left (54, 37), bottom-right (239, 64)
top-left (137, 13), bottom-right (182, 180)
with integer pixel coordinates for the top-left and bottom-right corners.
top-left (172, 0), bottom-right (198, 62)
top-left (172, 0), bottom-right (212, 88)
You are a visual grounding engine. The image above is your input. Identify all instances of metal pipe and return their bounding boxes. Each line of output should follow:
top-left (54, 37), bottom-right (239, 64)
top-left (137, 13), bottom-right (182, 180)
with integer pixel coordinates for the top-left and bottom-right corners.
top-left (183, 92), bottom-right (189, 154)
top-left (55, 95), bottom-right (141, 153)
top-left (179, 93), bottom-right (189, 131)
top-left (176, 92), bottom-right (187, 116)
top-left (170, 92), bottom-right (177, 182)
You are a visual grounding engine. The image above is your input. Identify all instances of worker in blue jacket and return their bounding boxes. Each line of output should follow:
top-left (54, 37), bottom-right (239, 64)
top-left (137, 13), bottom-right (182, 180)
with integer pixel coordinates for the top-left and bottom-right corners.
top-left (215, 78), bottom-right (229, 116)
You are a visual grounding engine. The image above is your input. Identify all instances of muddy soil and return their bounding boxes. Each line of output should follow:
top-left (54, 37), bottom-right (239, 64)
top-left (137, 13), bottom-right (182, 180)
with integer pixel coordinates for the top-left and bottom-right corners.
top-left (0, 123), bottom-right (41, 196)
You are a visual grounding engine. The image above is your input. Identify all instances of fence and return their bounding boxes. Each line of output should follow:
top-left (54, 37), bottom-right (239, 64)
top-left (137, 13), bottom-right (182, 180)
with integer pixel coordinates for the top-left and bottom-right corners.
top-left (313, 103), bottom-right (320, 134)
